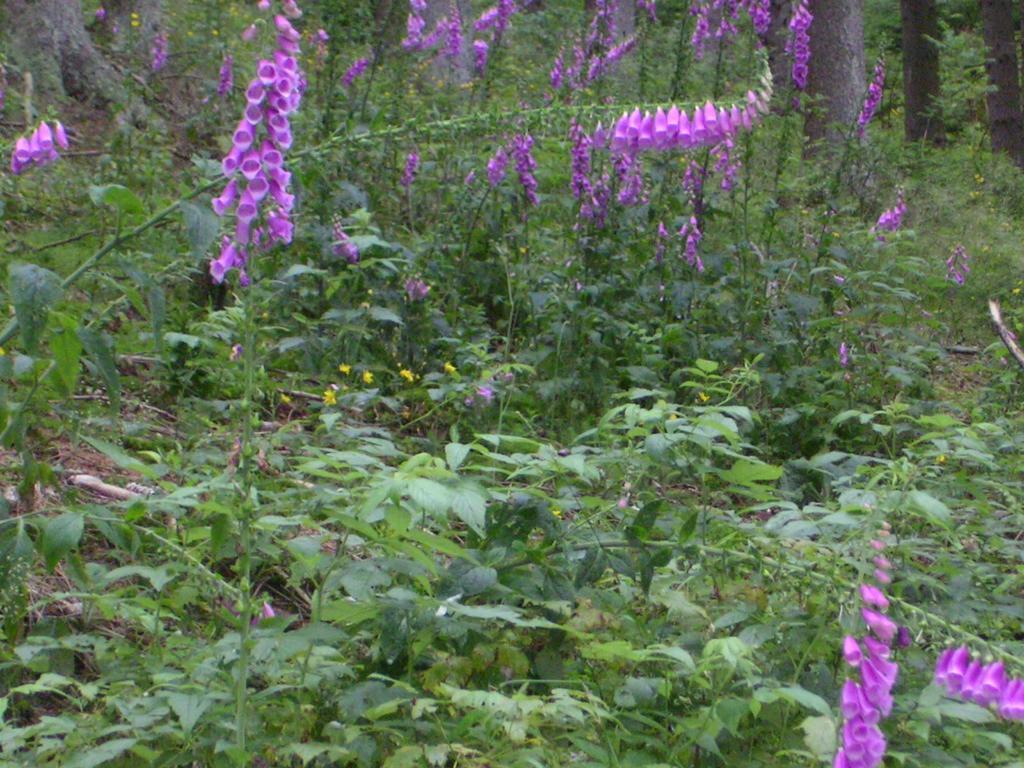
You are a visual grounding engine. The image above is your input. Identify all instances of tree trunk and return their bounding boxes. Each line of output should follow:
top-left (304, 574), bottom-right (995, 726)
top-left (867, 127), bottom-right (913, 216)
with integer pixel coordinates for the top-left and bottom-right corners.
top-left (901, 0), bottom-right (945, 143)
top-left (805, 0), bottom-right (866, 143)
top-left (980, 0), bottom-right (1024, 166)
top-left (3, 0), bottom-right (123, 105)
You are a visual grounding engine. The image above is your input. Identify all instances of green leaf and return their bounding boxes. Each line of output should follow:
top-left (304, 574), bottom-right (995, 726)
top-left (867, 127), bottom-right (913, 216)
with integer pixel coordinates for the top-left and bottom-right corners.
top-left (40, 513), bottom-right (84, 570)
top-left (88, 184), bottom-right (144, 215)
top-left (908, 490), bottom-right (952, 528)
top-left (720, 459), bottom-right (783, 486)
top-left (81, 436), bottom-right (155, 479)
top-left (180, 200), bottom-right (220, 259)
top-left (450, 484), bottom-right (486, 534)
top-left (77, 328), bottom-right (120, 411)
top-left (773, 685), bottom-right (832, 716)
top-left (368, 306), bottom-right (404, 325)
top-left (445, 442), bottom-right (471, 472)
top-left (65, 738), bottom-right (138, 768)
top-left (166, 692), bottom-right (211, 735)
top-left (9, 263), bottom-right (62, 354)
top-left (800, 715), bottom-right (837, 758)
top-left (51, 326), bottom-right (82, 396)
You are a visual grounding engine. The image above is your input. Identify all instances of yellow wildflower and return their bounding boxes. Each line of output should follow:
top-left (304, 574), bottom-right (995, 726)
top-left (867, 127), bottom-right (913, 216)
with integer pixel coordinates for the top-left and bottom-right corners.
top-left (444, 362), bottom-right (457, 374)
top-left (362, 370), bottom-right (374, 385)
top-left (698, 391), bottom-right (710, 403)
top-left (551, 507), bottom-right (562, 519)
top-left (338, 363), bottom-right (352, 375)
top-left (0, 346), bottom-right (5, 356)
top-left (280, 393), bottom-right (292, 405)
top-left (937, 454), bottom-right (947, 464)
top-left (322, 389), bottom-right (337, 406)
top-left (399, 368), bottom-right (416, 383)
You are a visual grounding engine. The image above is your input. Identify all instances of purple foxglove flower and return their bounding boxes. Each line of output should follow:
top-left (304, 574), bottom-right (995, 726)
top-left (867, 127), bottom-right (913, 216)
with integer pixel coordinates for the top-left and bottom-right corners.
top-left (332, 221), bottom-right (360, 263)
top-left (444, 4), bottom-right (464, 59)
top-left (873, 190), bottom-right (907, 239)
top-left (405, 278), bottom-right (430, 301)
top-left (679, 216), bottom-right (703, 271)
top-left (248, 172), bottom-right (270, 201)
top-left (958, 660), bottom-right (985, 701)
top-left (843, 636), bottom-right (863, 667)
top-left (946, 244), bottom-right (969, 286)
top-left (786, 0), bottom-right (812, 90)
top-left (218, 54), bottom-right (234, 97)
top-left (487, 146), bottom-right (509, 187)
top-left (212, 179), bottom-right (239, 216)
top-left (858, 58), bottom-right (885, 137)
top-left (550, 53), bottom-right (564, 89)
top-left (401, 151), bottom-right (420, 190)
top-left (54, 121), bottom-right (69, 149)
top-left (860, 584), bottom-right (887, 609)
top-left (151, 31), bottom-right (169, 72)
top-left (861, 609), bottom-right (896, 644)
top-left (246, 82), bottom-right (265, 105)
top-left (473, 39), bottom-right (489, 76)
top-left (267, 208), bottom-right (293, 244)
top-left (342, 57), bottom-right (370, 88)
top-left (976, 661), bottom-right (1007, 706)
top-left (476, 384), bottom-right (495, 402)
top-left (999, 679), bottom-right (1024, 720)
top-left (95, 6), bottom-right (107, 21)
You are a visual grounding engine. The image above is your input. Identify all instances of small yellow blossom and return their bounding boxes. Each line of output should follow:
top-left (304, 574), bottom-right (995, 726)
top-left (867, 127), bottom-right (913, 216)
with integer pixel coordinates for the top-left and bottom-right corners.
top-left (0, 346), bottom-right (5, 356)
top-left (444, 361), bottom-right (457, 374)
top-left (937, 454), bottom-right (947, 464)
top-left (212, 29), bottom-right (219, 36)
top-left (1014, 288), bottom-right (1021, 295)
top-left (399, 368), bottom-right (416, 383)
top-left (338, 363), bottom-right (352, 375)
top-left (280, 393), bottom-right (292, 405)
top-left (698, 391), bottom-right (710, 403)
top-left (323, 389), bottom-right (337, 406)
top-left (551, 507), bottom-right (562, 518)
top-left (362, 370), bottom-right (374, 385)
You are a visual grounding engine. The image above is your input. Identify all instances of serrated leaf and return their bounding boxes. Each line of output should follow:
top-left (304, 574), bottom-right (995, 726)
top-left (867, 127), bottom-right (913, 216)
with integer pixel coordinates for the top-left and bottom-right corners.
top-left (88, 184), bottom-right (144, 214)
top-left (9, 263), bottom-right (62, 354)
top-left (908, 490), bottom-right (952, 527)
top-left (166, 692), bottom-right (211, 735)
top-left (445, 442), bottom-right (471, 472)
top-left (41, 513), bottom-right (84, 570)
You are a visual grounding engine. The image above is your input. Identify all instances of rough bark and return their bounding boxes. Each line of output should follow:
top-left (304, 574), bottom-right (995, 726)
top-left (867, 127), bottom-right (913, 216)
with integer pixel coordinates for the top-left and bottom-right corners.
top-left (980, 0), bottom-right (1024, 166)
top-left (3, 0), bottom-right (124, 105)
top-left (804, 0), bottom-right (866, 143)
top-left (901, 0), bottom-right (944, 143)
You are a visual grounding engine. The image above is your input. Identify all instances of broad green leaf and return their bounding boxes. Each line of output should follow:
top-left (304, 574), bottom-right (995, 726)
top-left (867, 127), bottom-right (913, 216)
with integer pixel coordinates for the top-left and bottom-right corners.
top-left (9, 263), bottom-right (62, 354)
top-left (77, 328), bottom-right (120, 411)
top-left (51, 326), bottom-right (82, 396)
top-left (180, 200), bottom-right (220, 259)
top-left (450, 484), bottom-right (486, 534)
top-left (82, 436), bottom-right (155, 478)
top-left (88, 184), bottom-right (144, 214)
top-left (720, 459), bottom-right (783, 486)
top-left (908, 490), bottom-right (952, 527)
top-left (406, 478), bottom-right (452, 514)
top-left (800, 715), bottom-right (837, 758)
top-left (41, 513), bottom-right (84, 570)
top-left (445, 442), bottom-right (471, 472)
top-left (368, 306), bottom-right (403, 325)
top-left (65, 738), bottom-right (138, 768)
top-left (166, 692), bottom-right (211, 735)
top-left (772, 685), bottom-right (832, 716)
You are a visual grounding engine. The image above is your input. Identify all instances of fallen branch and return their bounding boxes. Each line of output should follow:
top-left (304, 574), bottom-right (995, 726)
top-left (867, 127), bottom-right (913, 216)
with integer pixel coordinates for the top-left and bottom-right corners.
top-left (988, 299), bottom-right (1024, 371)
top-left (67, 474), bottom-right (142, 501)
